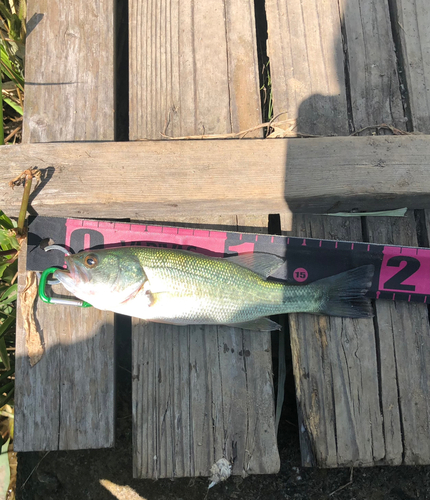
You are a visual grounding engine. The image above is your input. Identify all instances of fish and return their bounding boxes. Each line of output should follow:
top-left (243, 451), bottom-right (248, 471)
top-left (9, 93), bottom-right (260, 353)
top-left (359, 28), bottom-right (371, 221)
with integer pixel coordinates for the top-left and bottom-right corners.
top-left (53, 246), bottom-right (375, 331)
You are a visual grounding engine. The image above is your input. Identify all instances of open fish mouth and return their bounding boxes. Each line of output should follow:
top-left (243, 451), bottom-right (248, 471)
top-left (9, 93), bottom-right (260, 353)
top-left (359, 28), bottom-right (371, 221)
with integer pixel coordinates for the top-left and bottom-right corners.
top-left (53, 256), bottom-right (91, 293)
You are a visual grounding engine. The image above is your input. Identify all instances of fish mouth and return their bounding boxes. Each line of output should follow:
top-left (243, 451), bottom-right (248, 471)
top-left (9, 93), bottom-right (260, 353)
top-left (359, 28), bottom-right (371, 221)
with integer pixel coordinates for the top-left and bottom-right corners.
top-left (53, 256), bottom-right (91, 294)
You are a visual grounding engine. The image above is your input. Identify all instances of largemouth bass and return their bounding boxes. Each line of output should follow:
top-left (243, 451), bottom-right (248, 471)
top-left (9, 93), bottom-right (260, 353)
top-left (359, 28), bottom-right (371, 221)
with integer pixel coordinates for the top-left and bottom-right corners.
top-left (54, 247), bottom-right (374, 331)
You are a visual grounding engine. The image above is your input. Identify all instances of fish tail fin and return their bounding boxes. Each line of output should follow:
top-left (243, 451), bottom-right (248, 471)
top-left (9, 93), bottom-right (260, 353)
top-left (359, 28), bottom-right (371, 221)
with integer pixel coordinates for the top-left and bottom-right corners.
top-left (316, 264), bottom-right (375, 318)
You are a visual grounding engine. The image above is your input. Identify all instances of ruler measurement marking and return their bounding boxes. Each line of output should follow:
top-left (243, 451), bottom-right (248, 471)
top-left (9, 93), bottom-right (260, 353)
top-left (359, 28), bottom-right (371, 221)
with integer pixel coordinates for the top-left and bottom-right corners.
top-left (55, 218), bottom-right (430, 303)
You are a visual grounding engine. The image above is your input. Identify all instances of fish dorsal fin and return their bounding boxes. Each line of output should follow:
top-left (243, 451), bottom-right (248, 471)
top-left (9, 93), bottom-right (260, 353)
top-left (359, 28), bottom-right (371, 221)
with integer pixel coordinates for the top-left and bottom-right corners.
top-left (225, 253), bottom-right (285, 278)
top-left (226, 317), bottom-right (282, 331)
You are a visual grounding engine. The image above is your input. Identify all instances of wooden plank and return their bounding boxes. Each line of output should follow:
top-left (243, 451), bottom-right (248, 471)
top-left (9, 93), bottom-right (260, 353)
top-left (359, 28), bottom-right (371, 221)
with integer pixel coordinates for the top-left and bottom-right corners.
top-left (129, 0), bottom-right (279, 479)
top-left (391, 0), bottom-right (430, 132)
top-left (4, 135), bottom-right (430, 217)
top-left (284, 0), bottom-right (430, 468)
top-left (343, 0), bottom-right (430, 465)
top-left (132, 323), bottom-right (278, 478)
top-left (391, 0), bottom-right (430, 292)
top-left (285, 216), bottom-right (383, 467)
top-left (266, 0), bottom-right (349, 136)
top-left (129, 0), bottom-right (261, 139)
top-left (266, 0), bottom-right (365, 467)
top-left (14, 0), bottom-right (116, 451)
top-left (269, 0), bottom-right (408, 467)
top-left (23, 0), bottom-right (114, 142)
top-left (365, 213), bottom-right (430, 464)
top-left (386, 0), bottom-right (430, 465)
top-left (340, 0), bottom-right (404, 131)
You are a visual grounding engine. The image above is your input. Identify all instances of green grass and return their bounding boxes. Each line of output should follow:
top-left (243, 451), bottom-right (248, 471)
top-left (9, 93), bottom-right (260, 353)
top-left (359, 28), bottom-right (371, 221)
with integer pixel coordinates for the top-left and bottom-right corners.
top-left (0, 2), bottom-right (25, 496)
top-left (1, 0), bottom-right (25, 144)
top-left (0, 0), bottom-right (25, 402)
top-left (260, 60), bottom-right (273, 124)
top-left (0, 211), bottom-right (18, 408)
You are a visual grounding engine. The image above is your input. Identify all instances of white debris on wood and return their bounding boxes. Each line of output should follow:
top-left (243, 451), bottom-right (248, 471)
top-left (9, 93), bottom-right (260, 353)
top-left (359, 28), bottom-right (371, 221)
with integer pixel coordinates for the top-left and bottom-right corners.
top-left (208, 458), bottom-right (232, 489)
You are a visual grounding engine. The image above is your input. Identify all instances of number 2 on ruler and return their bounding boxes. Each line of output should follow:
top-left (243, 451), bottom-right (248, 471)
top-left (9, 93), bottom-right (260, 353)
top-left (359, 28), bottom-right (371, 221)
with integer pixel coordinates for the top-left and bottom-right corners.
top-left (379, 248), bottom-right (430, 295)
top-left (383, 256), bottom-right (420, 291)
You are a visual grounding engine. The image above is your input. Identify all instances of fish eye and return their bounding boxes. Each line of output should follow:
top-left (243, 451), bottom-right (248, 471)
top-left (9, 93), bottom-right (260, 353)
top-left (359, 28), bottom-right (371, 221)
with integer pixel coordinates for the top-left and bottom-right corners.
top-left (84, 254), bottom-right (98, 268)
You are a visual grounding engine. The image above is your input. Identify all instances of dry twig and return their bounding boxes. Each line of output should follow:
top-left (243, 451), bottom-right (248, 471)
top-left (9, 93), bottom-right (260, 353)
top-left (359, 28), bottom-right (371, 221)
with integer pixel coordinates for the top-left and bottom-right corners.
top-left (329, 467), bottom-right (354, 496)
top-left (350, 123), bottom-right (411, 136)
top-left (9, 167), bottom-right (41, 190)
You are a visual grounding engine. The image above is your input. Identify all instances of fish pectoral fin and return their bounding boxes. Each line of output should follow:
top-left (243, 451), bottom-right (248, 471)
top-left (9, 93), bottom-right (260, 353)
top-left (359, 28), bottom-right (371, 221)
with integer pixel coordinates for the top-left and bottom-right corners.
top-left (144, 290), bottom-right (180, 307)
top-left (225, 253), bottom-right (286, 278)
top-left (225, 317), bottom-right (282, 331)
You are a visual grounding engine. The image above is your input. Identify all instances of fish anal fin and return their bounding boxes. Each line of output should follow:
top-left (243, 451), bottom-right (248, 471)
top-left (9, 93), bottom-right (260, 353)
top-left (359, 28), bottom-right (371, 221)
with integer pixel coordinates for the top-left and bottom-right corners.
top-left (225, 317), bottom-right (282, 331)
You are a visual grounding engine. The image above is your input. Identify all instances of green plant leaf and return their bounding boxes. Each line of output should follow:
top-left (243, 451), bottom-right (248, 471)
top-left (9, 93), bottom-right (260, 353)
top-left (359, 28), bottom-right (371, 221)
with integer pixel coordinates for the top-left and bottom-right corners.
top-left (0, 369), bottom-right (14, 387)
top-left (0, 265), bottom-right (9, 281)
top-left (0, 212), bottom-right (15, 231)
top-left (0, 3), bottom-right (12, 22)
top-left (0, 229), bottom-right (19, 250)
top-left (2, 95), bottom-right (22, 115)
top-left (0, 336), bottom-right (10, 370)
top-left (0, 44), bottom-right (24, 91)
top-left (0, 263), bottom-right (17, 284)
top-left (0, 382), bottom-right (13, 397)
top-left (0, 264), bottom-right (17, 286)
top-left (0, 59), bottom-right (3, 146)
top-left (0, 382), bottom-right (14, 403)
top-left (0, 284), bottom-right (17, 307)
top-left (0, 314), bottom-right (15, 339)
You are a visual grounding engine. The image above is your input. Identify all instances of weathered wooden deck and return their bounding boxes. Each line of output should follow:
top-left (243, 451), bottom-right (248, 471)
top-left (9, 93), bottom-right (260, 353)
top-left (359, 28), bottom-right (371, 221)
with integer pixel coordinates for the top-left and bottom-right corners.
top-left (9, 0), bottom-right (430, 477)
top-left (270, 0), bottom-right (430, 466)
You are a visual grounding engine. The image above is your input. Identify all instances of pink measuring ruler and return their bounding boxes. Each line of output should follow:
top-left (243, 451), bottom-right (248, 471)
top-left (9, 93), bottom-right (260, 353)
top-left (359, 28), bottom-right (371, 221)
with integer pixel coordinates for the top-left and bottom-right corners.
top-left (26, 217), bottom-right (430, 304)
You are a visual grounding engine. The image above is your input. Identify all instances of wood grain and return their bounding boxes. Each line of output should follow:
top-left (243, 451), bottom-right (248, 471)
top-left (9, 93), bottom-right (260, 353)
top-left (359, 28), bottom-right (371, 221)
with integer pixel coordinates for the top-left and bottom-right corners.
top-left (340, 0), bottom-right (404, 131)
top-left (14, 0), bottom-right (116, 452)
top-left (3, 135), bottom-right (430, 218)
top-left (15, 236), bottom-right (116, 451)
top-left (268, 0), bottom-right (414, 467)
top-left (132, 324), bottom-right (278, 478)
top-left (129, 0), bottom-right (278, 479)
top-left (391, 0), bottom-right (430, 289)
top-left (343, 0), bottom-right (430, 465)
top-left (390, 0), bottom-right (430, 132)
top-left (23, 0), bottom-right (114, 142)
top-left (266, 0), bottom-right (348, 136)
top-left (267, 0), bottom-right (373, 467)
top-left (129, 0), bottom-right (261, 139)
top-left (285, 216), bottom-right (383, 467)
top-left (386, 0), bottom-right (430, 464)
top-left (365, 213), bottom-right (430, 464)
